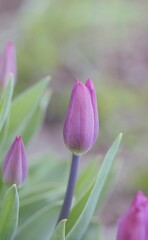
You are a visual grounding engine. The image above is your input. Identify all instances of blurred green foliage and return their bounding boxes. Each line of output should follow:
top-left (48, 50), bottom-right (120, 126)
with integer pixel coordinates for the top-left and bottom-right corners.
top-left (16, 0), bottom-right (148, 134)
top-left (12, 0), bottom-right (148, 200)
top-left (0, 76), bottom-right (121, 240)
top-left (0, 1), bottom-right (148, 234)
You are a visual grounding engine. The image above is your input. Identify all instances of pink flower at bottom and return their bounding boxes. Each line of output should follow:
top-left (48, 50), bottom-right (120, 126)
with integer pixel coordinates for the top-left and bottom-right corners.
top-left (116, 191), bottom-right (148, 240)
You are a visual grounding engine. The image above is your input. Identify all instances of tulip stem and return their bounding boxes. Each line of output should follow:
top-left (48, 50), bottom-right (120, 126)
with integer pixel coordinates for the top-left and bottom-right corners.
top-left (57, 154), bottom-right (80, 224)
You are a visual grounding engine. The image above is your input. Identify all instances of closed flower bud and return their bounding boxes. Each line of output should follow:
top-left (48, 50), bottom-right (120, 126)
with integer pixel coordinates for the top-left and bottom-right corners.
top-left (2, 136), bottom-right (28, 187)
top-left (116, 191), bottom-right (148, 240)
top-left (0, 41), bottom-right (17, 89)
top-left (63, 79), bottom-right (99, 155)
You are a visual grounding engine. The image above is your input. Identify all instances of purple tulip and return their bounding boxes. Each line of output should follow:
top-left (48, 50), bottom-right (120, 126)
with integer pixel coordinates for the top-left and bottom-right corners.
top-left (116, 191), bottom-right (148, 240)
top-left (2, 136), bottom-right (28, 187)
top-left (0, 41), bottom-right (17, 89)
top-left (63, 78), bottom-right (99, 155)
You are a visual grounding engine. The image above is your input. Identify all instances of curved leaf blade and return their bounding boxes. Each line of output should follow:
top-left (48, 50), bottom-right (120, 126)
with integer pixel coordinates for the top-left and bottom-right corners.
top-left (66, 133), bottom-right (122, 240)
top-left (8, 77), bottom-right (49, 142)
top-left (50, 219), bottom-right (66, 240)
top-left (0, 184), bottom-right (19, 240)
top-left (0, 75), bottom-right (14, 131)
top-left (16, 204), bottom-right (60, 240)
top-left (22, 90), bottom-right (51, 144)
top-left (81, 222), bottom-right (101, 240)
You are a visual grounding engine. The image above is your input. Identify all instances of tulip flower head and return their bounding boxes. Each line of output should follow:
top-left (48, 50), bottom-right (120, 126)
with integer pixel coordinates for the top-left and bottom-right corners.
top-left (2, 136), bottom-right (28, 187)
top-left (116, 191), bottom-right (148, 240)
top-left (63, 79), bottom-right (99, 155)
top-left (0, 41), bottom-right (17, 89)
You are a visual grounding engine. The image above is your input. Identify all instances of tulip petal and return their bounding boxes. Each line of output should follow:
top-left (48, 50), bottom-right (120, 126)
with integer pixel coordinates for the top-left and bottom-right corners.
top-left (0, 42), bottom-right (16, 89)
top-left (116, 191), bottom-right (148, 240)
top-left (85, 79), bottom-right (99, 143)
top-left (2, 136), bottom-right (28, 187)
top-left (64, 81), bottom-right (95, 154)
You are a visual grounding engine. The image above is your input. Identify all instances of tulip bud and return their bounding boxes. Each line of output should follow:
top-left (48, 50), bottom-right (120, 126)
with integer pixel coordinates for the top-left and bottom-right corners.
top-left (2, 136), bottom-right (28, 187)
top-left (116, 191), bottom-right (148, 240)
top-left (63, 79), bottom-right (99, 155)
top-left (0, 41), bottom-right (17, 89)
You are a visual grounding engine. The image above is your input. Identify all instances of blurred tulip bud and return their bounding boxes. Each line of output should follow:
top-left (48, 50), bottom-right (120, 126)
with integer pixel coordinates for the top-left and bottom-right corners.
top-left (0, 41), bottom-right (17, 89)
top-left (116, 191), bottom-right (148, 240)
top-left (63, 79), bottom-right (99, 155)
top-left (2, 136), bottom-right (28, 187)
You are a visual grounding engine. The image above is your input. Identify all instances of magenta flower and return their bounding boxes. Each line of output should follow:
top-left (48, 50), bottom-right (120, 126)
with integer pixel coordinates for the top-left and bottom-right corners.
top-left (0, 41), bottom-right (17, 89)
top-left (2, 136), bottom-right (28, 187)
top-left (116, 191), bottom-right (148, 240)
top-left (63, 78), bottom-right (99, 155)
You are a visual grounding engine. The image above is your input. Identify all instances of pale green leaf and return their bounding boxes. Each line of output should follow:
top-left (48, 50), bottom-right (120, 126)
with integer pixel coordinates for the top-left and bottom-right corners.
top-left (81, 222), bottom-right (101, 240)
top-left (0, 184), bottom-right (19, 240)
top-left (20, 184), bottom-right (64, 208)
top-left (22, 90), bottom-right (51, 144)
top-left (50, 219), bottom-right (66, 240)
top-left (66, 133), bottom-right (122, 240)
top-left (0, 76), bottom-right (14, 131)
top-left (26, 155), bottom-right (69, 185)
top-left (7, 77), bottom-right (49, 143)
top-left (16, 204), bottom-right (60, 240)
top-left (75, 159), bottom-right (99, 202)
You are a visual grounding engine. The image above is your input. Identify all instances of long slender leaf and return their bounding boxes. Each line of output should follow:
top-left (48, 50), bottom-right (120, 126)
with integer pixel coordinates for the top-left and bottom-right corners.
top-left (0, 77), bottom-right (50, 158)
top-left (7, 77), bottom-right (49, 143)
top-left (22, 90), bottom-right (51, 144)
top-left (75, 159), bottom-right (99, 202)
top-left (16, 204), bottom-right (60, 240)
top-left (81, 222), bottom-right (101, 240)
top-left (0, 76), bottom-right (14, 131)
top-left (50, 219), bottom-right (66, 240)
top-left (66, 133), bottom-right (122, 240)
top-left (0, 184), bottom-right (19, 240)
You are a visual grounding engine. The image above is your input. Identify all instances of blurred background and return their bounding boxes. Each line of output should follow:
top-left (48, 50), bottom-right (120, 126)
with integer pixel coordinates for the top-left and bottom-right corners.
top-left (0, 0), bottom-right (148, 238)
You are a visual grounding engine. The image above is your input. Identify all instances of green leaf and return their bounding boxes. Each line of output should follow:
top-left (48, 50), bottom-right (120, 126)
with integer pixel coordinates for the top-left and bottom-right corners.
top-left (50, 219), bottom-right (67, 240)
top-left (66, 133), bottom-right (122, 240)
top-left (81, 222), bottom-right (101, 240)
top-left (75, 159), bottom-right (99, 202)
top-left (0, 76), bottom-right (14, 131)
top-left (95, 161), bottom-right (119, 212)
top-left (20, 182), bottom-right (63, 200)
top-left (7, 77), bottom-right (49, 144)
top-left (15, 204), bottom-right (61, 240)
top-left (20, 184), bottom-right (64, 208)
top-left (18, 190), bottom-right (63, 229)
top-left (0, 184), bottom-right (19, 240)
top-left (22, 90), bottom-right (51, 144)
top-left (26, 155), bottom-right (69, 185)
